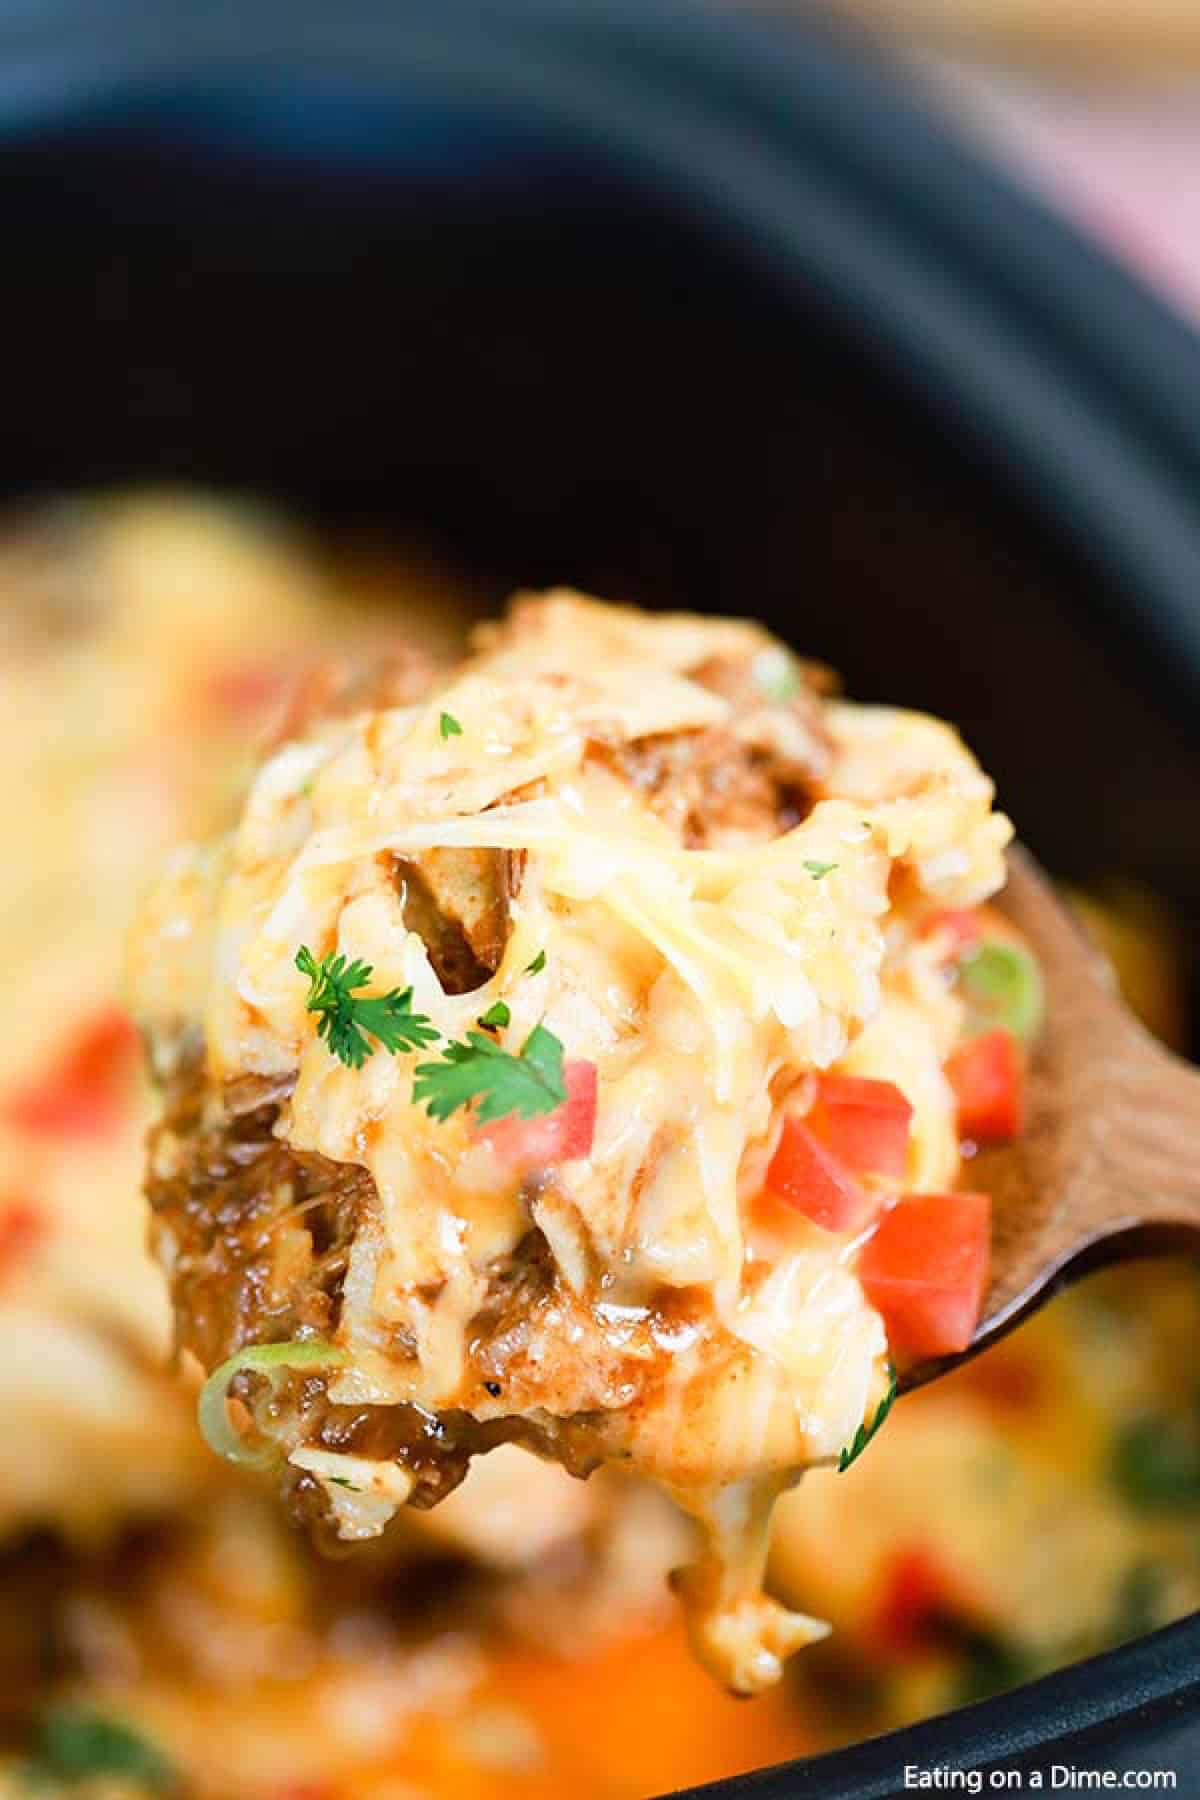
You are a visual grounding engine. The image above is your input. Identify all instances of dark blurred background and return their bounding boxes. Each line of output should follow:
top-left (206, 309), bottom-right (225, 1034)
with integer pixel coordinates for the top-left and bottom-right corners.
top-left (791, 0), bottom-right (1200, 325)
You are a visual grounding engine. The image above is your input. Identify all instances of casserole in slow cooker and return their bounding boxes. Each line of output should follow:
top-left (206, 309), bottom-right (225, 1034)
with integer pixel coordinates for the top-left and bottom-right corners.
top-left (2, 495), bottom-right (1198, 1800)
top-left (4, 3), bottom-right (1200, 1794)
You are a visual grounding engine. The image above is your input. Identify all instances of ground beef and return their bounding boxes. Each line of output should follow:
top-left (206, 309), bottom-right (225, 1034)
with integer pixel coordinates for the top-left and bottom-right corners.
top-left (145, 1057), bottom-right (606, 1540)
top-left (0, 1535), bottom-right (77, 1728)
top-left (590, 648), bottom-right (834, 848)
top-left (146, 1052), bottom-right (368, 1375)
top-left (595, 726), bottom-right (792, 847)
top-left (394, 847), bottom-right (523, 994)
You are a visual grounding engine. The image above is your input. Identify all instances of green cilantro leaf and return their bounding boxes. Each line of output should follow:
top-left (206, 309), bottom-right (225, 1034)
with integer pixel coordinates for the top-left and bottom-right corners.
top-left (478, 1001), bottom-right (511, 1030)
top-left (838, 1367), bottom-right (897, 1472)
top-left (1110, 1413), bottom-right (1200, 1513)
top-left (804, 860), bottom-right (838, 880)
top-left (296, 945), bottom-right (440, 1070)
top-left (26, 1707), bottom-right (176, 1792)
top-left (952, 1628), bottom-right (1043, 1707)
top-left (525, 950), bottom-right (547, 975)
top-left (414, 1022), bottom-right (566, 1126)
top-left (439, 711), bottom-right (463, 739)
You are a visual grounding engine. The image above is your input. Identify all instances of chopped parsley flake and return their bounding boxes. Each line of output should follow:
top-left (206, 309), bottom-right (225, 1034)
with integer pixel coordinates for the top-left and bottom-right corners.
top-left (296, 946), bottom-right (440, 1070)
top-left (414, 1022), bottom-right (566, 1126)
top-left (439, 711), bottom-right (463, 739)
top-left (804, 860), bottom-right (838, 880)
top-left (838, 1367), bottom-right (897, 1472)
top-left (478, 1001), bottom-right (511, 1030)
top-left (525, 950), bottom-right (547, 975)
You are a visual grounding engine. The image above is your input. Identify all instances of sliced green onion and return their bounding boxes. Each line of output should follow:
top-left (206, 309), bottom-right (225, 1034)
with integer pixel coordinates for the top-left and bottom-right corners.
top-left (198, 1339), bottom-right (348, 1469)
top-left (752, 646), bottom-right (802, 703)
top-left (960, 941), bottom-right (1044, 1042)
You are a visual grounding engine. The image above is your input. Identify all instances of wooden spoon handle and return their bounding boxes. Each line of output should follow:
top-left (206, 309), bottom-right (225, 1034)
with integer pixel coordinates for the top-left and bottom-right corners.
top-left (1089, 1027), bottom-right (1200, 1230)
top-left (960, 850), bottom-right (1200, 1352)
top-left (1000, 848), bottom-right (1200, 1232)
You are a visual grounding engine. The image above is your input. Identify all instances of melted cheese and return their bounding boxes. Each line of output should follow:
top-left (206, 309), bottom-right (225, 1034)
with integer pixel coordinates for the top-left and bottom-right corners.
top-left (131, 591), bottom-right (1013, 1689)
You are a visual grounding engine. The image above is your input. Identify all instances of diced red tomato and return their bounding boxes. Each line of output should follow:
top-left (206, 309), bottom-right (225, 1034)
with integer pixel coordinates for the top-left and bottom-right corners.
top-left (267, 658), bottom-right (345, 751)
top-left (479, 1060), bottom-right (597, 1171)
top-left (808, 1075), bottom-right (913, 1178)
top-left (0, 1198), bottom-right (45, 1286)
top-left (919, 909), bottom-right (983, 957)
top-left (868, 1544), bottom-right (964, 1657)
top-left (764, 1116), bottom-right (877, 1234)
top-left (946, 1028), bottom-right (1025, 1144)
top-left (206, 659), bottom-right (291, 722)
top-left (4, 1007), bottom-right (141, 1140)
top-left (961, 1342), bottom-right (1043, 1414)
top-left (558, 1059), bottom-right (598, 1160)
top-left (858, 1190), bottom-right (991, 1358)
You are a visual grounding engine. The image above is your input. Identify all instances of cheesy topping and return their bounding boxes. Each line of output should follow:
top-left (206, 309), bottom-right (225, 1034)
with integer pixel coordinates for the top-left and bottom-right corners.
top-left (132, 592), bottom-right (1013, 1690)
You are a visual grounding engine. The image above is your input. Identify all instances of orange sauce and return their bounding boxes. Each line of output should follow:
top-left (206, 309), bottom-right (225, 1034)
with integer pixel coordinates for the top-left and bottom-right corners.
top-left (368, 1622), bottom-right (813, 1799)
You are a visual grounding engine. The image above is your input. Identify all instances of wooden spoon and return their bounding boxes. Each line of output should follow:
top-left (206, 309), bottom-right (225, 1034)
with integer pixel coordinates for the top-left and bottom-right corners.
top-left (902, 844), bottom-right (1200, 1390)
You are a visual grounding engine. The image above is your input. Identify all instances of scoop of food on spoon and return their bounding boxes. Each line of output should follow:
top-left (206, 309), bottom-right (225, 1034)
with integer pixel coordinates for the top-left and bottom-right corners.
top-left (901, 843), bottom-right (1200, 1392)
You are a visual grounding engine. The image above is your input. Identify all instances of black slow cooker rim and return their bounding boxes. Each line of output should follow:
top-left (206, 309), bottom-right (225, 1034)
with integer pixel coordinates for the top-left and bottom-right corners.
top-left (5, 0), bottom-right (1200, 726)
top-left (4, 3), bottom-right (1200, 1793)
top-left (678, 1609), bottom-right (1200, 1798)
